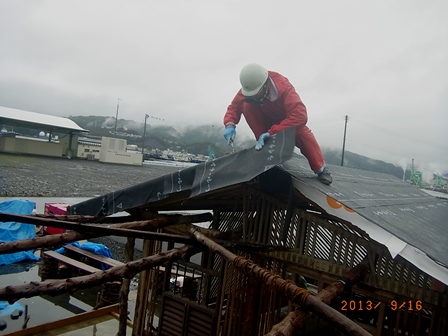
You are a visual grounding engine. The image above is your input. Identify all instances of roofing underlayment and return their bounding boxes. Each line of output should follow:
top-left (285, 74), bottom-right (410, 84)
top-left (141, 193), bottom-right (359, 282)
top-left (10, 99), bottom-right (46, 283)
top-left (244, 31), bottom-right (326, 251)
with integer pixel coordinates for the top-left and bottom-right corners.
top-left (0, 105), bottom-right (88, 133)
top-left (68, 127), bottom-right (448, 285)
top-left (280, 157), bottom-right (448, 286)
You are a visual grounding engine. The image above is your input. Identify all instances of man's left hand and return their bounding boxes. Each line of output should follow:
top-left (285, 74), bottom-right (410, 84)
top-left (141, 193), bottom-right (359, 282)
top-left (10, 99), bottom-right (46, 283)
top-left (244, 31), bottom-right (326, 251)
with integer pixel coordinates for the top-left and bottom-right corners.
top-left (255, 132), bottom-right (270, 150)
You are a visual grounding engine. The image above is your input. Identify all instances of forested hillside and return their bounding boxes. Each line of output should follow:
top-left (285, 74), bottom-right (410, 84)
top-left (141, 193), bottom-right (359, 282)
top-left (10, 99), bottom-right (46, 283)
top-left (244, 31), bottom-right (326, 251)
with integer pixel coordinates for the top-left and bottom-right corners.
top-left (69, 115), bottom-right (412, 180)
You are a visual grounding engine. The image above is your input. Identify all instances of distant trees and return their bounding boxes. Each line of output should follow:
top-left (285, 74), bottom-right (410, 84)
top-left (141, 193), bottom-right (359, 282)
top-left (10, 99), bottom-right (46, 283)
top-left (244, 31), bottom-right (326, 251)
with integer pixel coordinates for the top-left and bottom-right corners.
top-left (68, 115), bottom-right (412, 178)
top-left (322, 148), bottom-right (408, 180)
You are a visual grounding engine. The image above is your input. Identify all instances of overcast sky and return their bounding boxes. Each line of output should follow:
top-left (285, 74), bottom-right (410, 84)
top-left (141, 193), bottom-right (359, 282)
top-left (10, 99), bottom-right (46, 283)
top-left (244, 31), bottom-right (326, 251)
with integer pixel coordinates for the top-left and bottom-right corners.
top-left (1, 1), bottom-right (447, 176)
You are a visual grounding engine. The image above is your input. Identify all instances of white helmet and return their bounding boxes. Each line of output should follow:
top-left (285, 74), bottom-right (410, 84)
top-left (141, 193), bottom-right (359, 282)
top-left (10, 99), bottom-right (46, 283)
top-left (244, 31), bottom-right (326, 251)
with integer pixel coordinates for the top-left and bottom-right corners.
top-left (239, 64), bottom-right (269, 96)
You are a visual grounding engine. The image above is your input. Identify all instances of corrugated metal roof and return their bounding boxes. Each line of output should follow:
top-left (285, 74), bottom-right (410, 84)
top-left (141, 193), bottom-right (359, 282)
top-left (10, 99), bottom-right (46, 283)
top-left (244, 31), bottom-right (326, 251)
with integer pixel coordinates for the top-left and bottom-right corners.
top-left (78, 136), bottom-right (102, 146)
top-left (0, 106), bottom-right (87, 133)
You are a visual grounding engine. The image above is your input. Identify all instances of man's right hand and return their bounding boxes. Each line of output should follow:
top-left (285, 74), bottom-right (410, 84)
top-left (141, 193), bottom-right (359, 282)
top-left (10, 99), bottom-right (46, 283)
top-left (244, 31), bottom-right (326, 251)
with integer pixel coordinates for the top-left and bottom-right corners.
top-left (223, 126), bottom-right (236, 144)
top-left (255, 132), bottom-right (270, 150)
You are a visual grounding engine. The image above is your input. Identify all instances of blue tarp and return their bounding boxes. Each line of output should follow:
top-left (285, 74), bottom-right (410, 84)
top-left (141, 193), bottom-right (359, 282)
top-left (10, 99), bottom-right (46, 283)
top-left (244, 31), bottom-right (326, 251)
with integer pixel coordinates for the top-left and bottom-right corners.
top-left (0, 301), bottom-right (23, 317)
top-left (55, 241), bottom-right (114, 270)
top-left (0, 200), bottom-right (39, 266)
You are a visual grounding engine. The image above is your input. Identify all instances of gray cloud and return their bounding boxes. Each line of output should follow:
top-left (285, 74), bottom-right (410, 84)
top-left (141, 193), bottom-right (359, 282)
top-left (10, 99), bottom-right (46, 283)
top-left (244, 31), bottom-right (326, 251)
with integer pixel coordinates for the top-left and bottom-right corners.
top-left (0, 0), bottom-right (447, 175)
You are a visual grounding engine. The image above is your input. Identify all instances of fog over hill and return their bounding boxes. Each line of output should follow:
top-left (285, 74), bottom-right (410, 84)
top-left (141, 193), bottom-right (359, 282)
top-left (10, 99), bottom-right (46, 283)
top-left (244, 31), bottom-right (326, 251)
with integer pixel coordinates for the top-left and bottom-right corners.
top-left (69, 115), bottom-right (447, 182)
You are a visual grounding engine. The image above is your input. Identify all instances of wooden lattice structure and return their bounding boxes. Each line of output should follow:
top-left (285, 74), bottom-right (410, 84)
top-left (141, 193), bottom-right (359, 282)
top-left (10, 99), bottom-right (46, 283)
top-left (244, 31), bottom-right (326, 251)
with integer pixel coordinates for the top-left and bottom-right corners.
top-left (130, 182), bottom-right (448, 336)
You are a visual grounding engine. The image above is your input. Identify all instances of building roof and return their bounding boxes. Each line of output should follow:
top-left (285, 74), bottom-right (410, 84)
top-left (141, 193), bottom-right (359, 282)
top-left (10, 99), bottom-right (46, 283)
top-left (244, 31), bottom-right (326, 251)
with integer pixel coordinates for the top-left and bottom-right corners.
top-left (68, 127), bottom-right (448, 285)
top-left (78, 136), bottom-right (102, 146)
top-left (0, 106), bottom-right (88, 133)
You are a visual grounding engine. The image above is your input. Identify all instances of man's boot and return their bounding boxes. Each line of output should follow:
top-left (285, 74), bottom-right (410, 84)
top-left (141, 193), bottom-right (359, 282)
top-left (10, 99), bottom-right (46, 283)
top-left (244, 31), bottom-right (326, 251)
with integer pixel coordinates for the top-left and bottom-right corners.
top-left (318, 167), bottom-right (332, 185)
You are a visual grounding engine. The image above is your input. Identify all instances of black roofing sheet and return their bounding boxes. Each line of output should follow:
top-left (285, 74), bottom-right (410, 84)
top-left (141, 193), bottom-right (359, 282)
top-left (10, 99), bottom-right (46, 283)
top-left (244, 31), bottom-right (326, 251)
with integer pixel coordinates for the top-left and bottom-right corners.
top-left (68, 127), bottom-right (296, 217)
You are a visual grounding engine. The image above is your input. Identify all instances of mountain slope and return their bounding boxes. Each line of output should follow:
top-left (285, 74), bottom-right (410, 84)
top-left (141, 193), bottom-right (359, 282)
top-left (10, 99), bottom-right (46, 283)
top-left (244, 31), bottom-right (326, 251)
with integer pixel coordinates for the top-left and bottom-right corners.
top-left (69, 115), bottom-right (416, 180)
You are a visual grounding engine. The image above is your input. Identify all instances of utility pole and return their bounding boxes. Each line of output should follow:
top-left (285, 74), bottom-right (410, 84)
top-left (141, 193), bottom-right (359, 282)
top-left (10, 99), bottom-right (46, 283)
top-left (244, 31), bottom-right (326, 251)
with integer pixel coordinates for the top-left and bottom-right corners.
top-left (114, 98), bottom-right (121, 135)
top-left (142, 114), bottom-right (149, 155)
top-left (341, 115), bottom-right (349, 166)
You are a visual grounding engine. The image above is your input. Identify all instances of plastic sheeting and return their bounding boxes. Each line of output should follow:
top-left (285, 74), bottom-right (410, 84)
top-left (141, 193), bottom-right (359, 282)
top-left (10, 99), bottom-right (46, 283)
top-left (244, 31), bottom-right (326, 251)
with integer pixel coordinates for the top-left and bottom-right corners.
top-left (0, 301), bottom-right (24, 318)
top-left (0, 200), bottom-right (39, 265)
top-left (55, 241), bottom-right (114, 270)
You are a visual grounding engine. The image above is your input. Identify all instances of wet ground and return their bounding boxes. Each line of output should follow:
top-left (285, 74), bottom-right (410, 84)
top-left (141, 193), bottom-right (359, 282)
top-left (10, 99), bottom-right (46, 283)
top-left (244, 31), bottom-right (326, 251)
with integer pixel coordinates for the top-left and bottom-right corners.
top-left (0, 152), bottom-right (180, 197)
top-left (0, 242), bottom-right (139, 335)
top-left (0, 153), bottom-right (183, 334)
top-left (0, 257), bottom-right (94, 334)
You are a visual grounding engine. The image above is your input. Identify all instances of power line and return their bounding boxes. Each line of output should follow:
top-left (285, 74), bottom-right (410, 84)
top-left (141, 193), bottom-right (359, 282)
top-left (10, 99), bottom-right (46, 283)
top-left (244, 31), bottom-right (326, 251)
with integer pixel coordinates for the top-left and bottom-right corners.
top-left (338, 115), bottom-right (431, 164)
top-left (149, 115), bottom-right (166, 122)
top-left (345, 138), bottom-right (411, 160)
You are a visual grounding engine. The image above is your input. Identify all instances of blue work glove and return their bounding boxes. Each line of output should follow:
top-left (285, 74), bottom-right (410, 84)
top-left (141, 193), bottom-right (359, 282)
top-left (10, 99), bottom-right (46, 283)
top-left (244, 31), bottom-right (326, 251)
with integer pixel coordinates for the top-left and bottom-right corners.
top-left (223, 125), bottom-right (236, 144)
top-left (255, 132), bottom-right (270, 150)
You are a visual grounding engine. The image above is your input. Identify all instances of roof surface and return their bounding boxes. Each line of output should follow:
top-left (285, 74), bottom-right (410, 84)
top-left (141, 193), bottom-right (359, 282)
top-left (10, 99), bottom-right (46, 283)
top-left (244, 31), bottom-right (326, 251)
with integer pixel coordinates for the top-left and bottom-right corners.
top-left (280, 157), bottom-right (448, 267)
top-left (78, 136), bottom-right (102, 146)
top-left (68, 127), bottom-right (448, 284)
top-left (0, 106), bottom-right (88, 133)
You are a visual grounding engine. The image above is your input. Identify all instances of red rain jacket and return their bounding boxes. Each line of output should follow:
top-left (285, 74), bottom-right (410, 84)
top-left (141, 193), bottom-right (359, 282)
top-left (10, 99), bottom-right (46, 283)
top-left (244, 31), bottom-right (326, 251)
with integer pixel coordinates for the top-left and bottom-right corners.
top-left (224, 71), bottom-right (309, 137)
top-left (223, 71), bottom-right (325, 171)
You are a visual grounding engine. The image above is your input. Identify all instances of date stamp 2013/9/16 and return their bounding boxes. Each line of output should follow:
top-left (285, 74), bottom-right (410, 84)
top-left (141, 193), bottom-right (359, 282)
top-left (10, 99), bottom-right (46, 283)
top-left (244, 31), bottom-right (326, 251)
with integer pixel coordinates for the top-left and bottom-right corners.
top-left (340, 300), bottom-right (423, 311)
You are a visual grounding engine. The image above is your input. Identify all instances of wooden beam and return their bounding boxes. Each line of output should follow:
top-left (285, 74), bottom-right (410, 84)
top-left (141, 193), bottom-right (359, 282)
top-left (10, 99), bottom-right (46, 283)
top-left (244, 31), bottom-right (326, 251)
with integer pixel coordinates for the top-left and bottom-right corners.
top-left (63, 244), bottom-right (124, 267)
top-left (0, 211), bottom-right (211, 234)
top-left (0, 212), bottom-right (256, 258)
top-left (132, 239), bottom-right (152, 335)
top-left (117, 237), bottom-right (135, 336)
top-left (0, 212), bottom-right (212, 254)
top-left (43, 250), bottom-right (101, 274)
top-left (110, 311), bottom-right (133, 328)
top-left (189, 228), bottom-right (372, 336)
top-left (34, 214), bottom-right (138, 224)
top-left (268, 261), bottom-right (369, 335)
top-left (164, 222), bottom-right (243, 241)
top-left (0, 230), bottom-right (91, 255)
top-left (0, 212), bottom-right (209, 253)
top-left (0, 245), bottom-right (198, 303)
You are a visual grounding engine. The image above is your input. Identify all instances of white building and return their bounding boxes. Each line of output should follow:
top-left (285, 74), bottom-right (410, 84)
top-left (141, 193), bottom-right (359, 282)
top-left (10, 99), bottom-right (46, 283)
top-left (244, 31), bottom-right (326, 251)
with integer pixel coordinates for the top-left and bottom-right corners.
top-left (99, 136), bottom-right (142, 166)
top-left (77, 136), bottom-right (102, 160)
top-left (0, 106), bottom-right (88, 158)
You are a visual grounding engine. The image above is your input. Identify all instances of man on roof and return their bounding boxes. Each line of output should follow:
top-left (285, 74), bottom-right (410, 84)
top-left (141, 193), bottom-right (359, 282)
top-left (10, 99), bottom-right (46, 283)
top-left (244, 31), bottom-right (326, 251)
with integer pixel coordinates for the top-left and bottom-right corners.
top-left (223, 63), bottom-right (333, 185)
